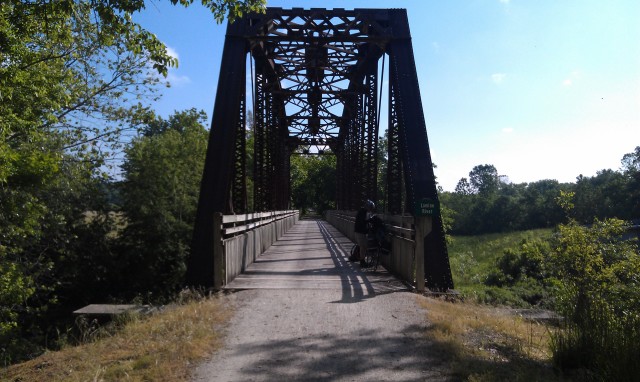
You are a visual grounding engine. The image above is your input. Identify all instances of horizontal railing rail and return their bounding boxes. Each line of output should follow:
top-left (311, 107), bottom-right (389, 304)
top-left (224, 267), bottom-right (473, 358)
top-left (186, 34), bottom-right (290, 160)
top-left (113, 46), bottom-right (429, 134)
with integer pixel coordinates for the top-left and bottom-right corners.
top-left (221, 210), bottom-right (298, 237)
top-left (325, 210), bottom-right (417, 286)
top-left (213, 210), bottom-right (299, 288)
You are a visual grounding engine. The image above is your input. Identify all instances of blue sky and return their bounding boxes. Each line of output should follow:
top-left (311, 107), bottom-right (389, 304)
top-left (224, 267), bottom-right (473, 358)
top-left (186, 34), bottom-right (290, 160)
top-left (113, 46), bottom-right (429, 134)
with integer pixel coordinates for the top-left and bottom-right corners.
top-left (135, 0), bottom-right (640, 191)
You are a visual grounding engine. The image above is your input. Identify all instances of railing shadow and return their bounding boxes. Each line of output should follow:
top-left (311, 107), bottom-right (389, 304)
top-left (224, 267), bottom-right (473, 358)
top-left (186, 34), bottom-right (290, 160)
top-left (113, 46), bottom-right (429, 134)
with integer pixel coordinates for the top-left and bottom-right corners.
top-left (315, 219), bottom-right (406, 303)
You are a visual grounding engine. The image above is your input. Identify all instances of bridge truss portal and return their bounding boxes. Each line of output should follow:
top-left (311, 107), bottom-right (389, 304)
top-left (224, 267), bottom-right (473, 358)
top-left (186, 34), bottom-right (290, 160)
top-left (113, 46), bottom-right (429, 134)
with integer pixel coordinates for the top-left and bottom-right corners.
top-left (188, 8), bottom-right (454, 291)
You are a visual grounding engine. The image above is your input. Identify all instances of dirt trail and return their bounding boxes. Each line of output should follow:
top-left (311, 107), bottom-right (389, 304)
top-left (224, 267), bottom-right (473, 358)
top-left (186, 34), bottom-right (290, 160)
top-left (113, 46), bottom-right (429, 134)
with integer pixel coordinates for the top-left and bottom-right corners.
top-left (191, 289), bottom-right (454, 381)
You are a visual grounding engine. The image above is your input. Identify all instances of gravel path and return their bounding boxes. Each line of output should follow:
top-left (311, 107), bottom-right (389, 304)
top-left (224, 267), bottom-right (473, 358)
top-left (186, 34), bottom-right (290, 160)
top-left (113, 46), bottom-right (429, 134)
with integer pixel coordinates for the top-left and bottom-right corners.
top-left (191, 289), bottom-right (455, 381)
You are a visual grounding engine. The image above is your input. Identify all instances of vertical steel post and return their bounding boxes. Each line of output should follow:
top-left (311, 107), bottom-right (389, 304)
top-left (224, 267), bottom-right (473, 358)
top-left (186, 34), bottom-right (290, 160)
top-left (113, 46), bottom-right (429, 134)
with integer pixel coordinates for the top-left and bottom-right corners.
top-left (187, 19), bottom-right (248, 288)
top-left (189, 8), bottom-right (453, 290)
top-left (231, 91), bottom-right (247, 214)
top-left (363, 65), bottom-right (379, 205)
top-left (387, 67), bottom-right (403, 214)
top-left (253, 63), bottom-right (268, 212)
top-left (355, 94), bottom-right (365, 207)
top-left (388, 9), bottom-right (453, 290)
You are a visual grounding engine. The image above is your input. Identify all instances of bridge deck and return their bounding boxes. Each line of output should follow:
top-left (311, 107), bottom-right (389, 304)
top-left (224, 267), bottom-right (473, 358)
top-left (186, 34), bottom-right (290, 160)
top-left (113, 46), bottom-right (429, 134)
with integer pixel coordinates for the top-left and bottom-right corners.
top-left (225, 218), bottom-right (409, 294)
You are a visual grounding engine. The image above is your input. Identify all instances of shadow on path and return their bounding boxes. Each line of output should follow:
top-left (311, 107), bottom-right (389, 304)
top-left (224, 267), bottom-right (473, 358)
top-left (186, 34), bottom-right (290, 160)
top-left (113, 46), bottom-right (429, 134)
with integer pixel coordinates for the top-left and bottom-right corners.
top-left (192, 289), bottom-right (456, 382)
top-left (225, 218), bottom-right (406, 295)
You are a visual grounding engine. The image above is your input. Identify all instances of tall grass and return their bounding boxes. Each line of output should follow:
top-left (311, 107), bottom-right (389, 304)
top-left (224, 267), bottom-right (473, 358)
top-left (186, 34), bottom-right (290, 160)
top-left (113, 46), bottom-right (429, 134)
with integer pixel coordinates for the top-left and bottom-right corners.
top-left (1, 292), bottom-right (232, 381)
top-left (420, 297), bottom-right (563, 381)
top-left (550, 300), bottom-right (640, 381)
top-left (448, 229), bottom-right (552, 306)
top-left (545, 217), bottom-right (640, 380)
top-left (448, 229), bottom-right (552, 287)
top-left (448, 221), bottom-right (640, 379)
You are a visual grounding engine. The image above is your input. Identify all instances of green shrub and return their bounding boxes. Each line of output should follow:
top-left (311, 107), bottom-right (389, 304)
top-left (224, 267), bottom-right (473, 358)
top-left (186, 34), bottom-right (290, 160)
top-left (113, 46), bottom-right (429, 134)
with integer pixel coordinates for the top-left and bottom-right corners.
top-left (483, 238), bottom-right (552, 307)
top-left (548, 217), bottom-right (640, 380)
top-left (461, 285), bottom-right (531, 308)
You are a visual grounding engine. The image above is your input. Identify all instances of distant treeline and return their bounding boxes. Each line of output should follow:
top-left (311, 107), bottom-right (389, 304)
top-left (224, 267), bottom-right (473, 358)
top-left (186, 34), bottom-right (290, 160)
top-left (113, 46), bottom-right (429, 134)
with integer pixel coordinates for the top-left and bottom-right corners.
top-left (440, 148), bottom-right (640, 235)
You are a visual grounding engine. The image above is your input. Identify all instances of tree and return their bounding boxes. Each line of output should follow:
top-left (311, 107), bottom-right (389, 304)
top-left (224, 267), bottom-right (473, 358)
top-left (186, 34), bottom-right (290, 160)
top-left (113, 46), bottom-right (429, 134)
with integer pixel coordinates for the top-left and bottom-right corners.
top-left (171, 0), bottom-right (266, 23)
top-left (548, 216), bottom-right (640, 378)
top-left (290, 152), bottom-right (337, 214)
top-left (521, 179), bottom-right (567, 228)
top-left (376, 133), bottom-right (389, 211)
top-left (454, 177), bottom-right (474, 195)
top-left (445, 165), bottom-right (567, 234)
top-left (621, 146), bottom-right (640, 218)
top-left (486, 183), bottom-right (527, 232)
top-left (621, 146), bottom-right (640, 174)
top-left (1, 1), bottom-right (264, 360)
top-left (469, 164), bottom-right (500, 195)
top-left (118, 110), bottom-right (209, 300)
top-left (140, 109), bottom-right (208, 137)
top-left (0, 148), bottom-right (114, 363)
top-left (1, 1), bottom-right (176, 354)
top-left (572, 170), bottom-right (629, 223)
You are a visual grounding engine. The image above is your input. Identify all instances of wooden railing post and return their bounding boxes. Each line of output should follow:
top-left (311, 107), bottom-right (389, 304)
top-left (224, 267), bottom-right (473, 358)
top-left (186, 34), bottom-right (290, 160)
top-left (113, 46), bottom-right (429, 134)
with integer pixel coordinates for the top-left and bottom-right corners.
top-left (414, 216), bottom-right (432, 292)
top-left (213, 212), bottom-right (224, 289)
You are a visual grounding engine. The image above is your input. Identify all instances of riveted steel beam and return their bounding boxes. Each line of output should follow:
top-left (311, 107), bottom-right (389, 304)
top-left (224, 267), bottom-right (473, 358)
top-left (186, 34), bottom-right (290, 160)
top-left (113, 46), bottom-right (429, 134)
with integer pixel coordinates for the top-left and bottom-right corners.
top-left (188, 18), bottom-right (249, 288)
top-left (189, 7), bottom-right (453, 291)
top-left (387, 9), bottom-right (453, 291)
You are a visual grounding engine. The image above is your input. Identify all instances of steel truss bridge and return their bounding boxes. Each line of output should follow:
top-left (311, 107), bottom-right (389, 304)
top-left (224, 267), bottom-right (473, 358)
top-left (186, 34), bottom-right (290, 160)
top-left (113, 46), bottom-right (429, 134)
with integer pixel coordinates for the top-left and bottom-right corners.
top-left (187, 8), bottom-right (454, 291)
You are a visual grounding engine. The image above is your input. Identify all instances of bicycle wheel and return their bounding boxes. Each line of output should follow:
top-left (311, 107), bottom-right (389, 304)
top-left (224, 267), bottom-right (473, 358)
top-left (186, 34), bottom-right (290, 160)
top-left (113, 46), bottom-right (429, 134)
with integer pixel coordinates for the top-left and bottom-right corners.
top-left (362, 247), bottom-right (374, 269)
top-left (350, 244), bottom-right (360, 261)
top-left (370, 247), bottom-right (380, 271)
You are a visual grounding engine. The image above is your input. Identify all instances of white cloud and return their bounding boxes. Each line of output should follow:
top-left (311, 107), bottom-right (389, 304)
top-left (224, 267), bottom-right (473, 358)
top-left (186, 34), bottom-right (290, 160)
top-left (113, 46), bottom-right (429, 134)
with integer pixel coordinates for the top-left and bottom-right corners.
top-left (165, 45), bottom-right (179, 60)
top-left (502, 127), bottom-right (514, 133)
top-left (161, 45), bottom-right (191, 86)
top-left (492, 73), bottom-right (507, 84)
top-left (562, 70), bottom-right (582, 87)
top-left (167, 73), bottom-right (191, 86)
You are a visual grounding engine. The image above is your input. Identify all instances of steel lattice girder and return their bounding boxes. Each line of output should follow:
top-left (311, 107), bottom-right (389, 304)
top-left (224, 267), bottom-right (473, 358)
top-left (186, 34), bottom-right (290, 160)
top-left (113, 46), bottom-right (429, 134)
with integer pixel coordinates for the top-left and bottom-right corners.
top-left (387, 73), bottom-right (403, 215)
top-left (387, 12), bottom-right (453, 290)
top-left (247, 9), bottom-right (389, 144)
top-left (188, 8), bottom-right (453, 291)
top-left (231, 76), bottom-right (247, 214)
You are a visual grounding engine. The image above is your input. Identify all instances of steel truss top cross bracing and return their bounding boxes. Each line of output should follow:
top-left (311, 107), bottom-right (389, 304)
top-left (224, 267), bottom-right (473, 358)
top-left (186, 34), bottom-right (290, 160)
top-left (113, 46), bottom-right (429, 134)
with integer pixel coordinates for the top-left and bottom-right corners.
top-left (188, 8), bottom-right (454, 291)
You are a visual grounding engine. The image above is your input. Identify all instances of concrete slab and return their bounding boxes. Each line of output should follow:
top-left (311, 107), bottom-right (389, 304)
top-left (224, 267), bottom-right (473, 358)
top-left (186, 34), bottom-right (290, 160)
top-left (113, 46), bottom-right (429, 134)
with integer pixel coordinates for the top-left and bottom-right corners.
top-left (72, 304), bottom-right (155, 316)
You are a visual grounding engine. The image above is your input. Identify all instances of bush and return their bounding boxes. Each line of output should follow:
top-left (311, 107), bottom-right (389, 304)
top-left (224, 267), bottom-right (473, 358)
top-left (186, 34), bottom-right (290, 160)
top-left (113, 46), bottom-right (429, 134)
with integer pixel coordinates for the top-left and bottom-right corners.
top-left (548, 218), bottom-right (640, 380)
top-left (483, 238), bottom-right (551, 307)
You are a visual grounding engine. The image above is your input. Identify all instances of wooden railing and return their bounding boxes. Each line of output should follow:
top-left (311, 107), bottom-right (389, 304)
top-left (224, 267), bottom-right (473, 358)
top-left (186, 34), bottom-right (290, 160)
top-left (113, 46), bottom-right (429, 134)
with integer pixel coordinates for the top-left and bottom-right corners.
top-left (213, 210), bottom-right (299, 288)
top-left (325, 210), bottom-right (417, 285)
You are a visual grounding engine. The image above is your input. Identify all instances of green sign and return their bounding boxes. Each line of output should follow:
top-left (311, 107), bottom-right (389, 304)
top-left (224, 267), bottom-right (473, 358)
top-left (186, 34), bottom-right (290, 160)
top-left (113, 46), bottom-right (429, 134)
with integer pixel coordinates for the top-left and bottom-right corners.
top-left (414, 198), bottom-right (439, 217)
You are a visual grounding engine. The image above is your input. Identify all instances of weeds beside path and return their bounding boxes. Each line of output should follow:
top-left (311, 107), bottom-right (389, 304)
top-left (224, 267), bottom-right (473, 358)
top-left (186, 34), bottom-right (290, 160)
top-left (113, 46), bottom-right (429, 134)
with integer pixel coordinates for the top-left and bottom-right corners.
top-left (3, 291), bottom-right (567, 382)
top-left (1, 295), bottom-right (232, 382)
top-left (422, 297), bottom-right (567, 381)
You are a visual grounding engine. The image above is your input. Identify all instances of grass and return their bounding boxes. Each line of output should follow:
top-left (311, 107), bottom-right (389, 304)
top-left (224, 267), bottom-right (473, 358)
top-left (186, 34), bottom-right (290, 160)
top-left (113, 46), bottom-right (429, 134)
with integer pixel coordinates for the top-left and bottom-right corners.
top-left (420, 296), bottom-right (569, 381)
top-left (448, 229), bottom-right (553, 306)
top-left (1, 228), bottom-right (575, 381)
top-left (1, 293), bottom-right (232, 382)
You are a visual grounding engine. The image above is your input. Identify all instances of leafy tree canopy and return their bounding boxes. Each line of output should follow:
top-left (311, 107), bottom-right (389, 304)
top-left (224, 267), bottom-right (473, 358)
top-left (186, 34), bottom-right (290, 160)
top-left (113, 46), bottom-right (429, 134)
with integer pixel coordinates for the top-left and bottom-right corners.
top-left (118, 109), bottom-right (209, 299)
top-left (469, 164), bottom-right (500, 195)
top-left (621, 146), bottom-right (640, 174)
top-left (0, 0), bottom-right (263, 361)
top-left (171, 0), bottom-right (266, 23)
top-left (290, 152), bottom-right (336, 214)
top-left (140, 108), bottom-right (208, 137)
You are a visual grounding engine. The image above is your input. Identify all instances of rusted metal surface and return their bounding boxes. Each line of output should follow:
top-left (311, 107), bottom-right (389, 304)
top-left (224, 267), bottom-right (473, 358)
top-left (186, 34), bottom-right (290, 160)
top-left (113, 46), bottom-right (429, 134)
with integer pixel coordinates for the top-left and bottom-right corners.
top-left (189, 8), bottom-right (453, 291)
